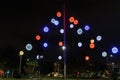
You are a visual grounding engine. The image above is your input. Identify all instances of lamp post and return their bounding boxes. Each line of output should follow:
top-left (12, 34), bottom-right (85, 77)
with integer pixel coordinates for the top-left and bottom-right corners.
top-left (62, 45), bottom-right (66, 80)
top-left (19, 50), bottom-right (24, 74)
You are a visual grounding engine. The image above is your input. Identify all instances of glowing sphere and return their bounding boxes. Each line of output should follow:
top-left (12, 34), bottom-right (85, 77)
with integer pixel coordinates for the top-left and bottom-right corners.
top-left (89, 43), bottom-right (95, 49)
top-left (110, 54), bottom-right (113, 57)
top-left (56, 11), bottom-right (62, 17)
top-left (43, 26), bottom-right (49, 32)
top-left (102, 51), bottom-right (107, 57)
top-left (69, 16), bottom-right (75, 23)
top-left (60, 29), bottom-right (64, 34)
top-left (35, 35), bottom-right (41, 40)
top-left (73, 19), bottom-right (78, 25)
top-left (43, 42), bottom-right (48, 48)
top-left (51, 18), bottom-right (55, 23)
top-left (25, 43), bottom-right (32, 51)
top-left (112, 47), bottom-right (118, 54)
top-left (59, 41), bottom-right (63, 47)
top-left (96, 35), bottom-right (102, 41)
top-left (54, 20), bottom-right (59, 26)
top-left (84, 25), bottom-right (90, 31)
top-left (40, 55), bottom-right (44, 59)
top-left (85, 56), bottom-right (90, 61)
top-left (36, 55), bottom-right (43, 59)
top-left (69, 24), bottom-right (74, 28)
top-left (36, 55), bottom-right (40, 60)
top-left (58, 56), bottom-right (62, 60)
top-left (62, 46), bottom-right (66, 50)
top-left (19, 50), bottom-right (24, 56)
top-left (78, 42), bottom-right (82, 47)
top-left (90, 39), bottom-right (95, 43)
top-left (77, 28), bottom-right (83, 35)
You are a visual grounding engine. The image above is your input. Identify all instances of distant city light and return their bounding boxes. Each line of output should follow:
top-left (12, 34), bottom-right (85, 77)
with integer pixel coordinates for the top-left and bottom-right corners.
top-left (102, 51), bottom-right (107, 57)
top-left (58, 56), bottom-right (62, 60)
top-left (111, 46), bottom-right (118, 54)
top-left (78, 42), bottom-right (82, 47)
top-left (43, 26), bottom-right (49, 32)
top-left (60, 29), bottom-right (64, 34)
top-left (77, 28), bottom-right (83, 35)
top-left (69, 24), bottom-right (74, 28)
top-left (25, 43), bottom-right (32, 51)
top-left (43, 42), bottom-right (48, 48)
top-left (96, 35), bottom-right (102, 41)
top-left (84, 25), bottom-right (90, 31)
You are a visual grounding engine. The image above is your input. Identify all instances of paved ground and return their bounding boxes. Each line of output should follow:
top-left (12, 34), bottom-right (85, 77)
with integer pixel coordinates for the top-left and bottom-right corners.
top-left (0, 78), bottom-right (109, 80)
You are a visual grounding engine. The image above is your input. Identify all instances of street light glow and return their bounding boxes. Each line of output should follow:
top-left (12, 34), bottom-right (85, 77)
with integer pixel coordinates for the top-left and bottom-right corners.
top-left (19, 50), bottom-right (24, 56)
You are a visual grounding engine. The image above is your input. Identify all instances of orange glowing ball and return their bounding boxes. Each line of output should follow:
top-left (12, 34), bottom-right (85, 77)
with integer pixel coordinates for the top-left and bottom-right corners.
top-left (85, 56), bottom-right (90, 61)
top-left (73, 19), bottom-right (78, 25)
top-left (35, 35), bottom-right (41, 40)
top-left (69, 16), bottom-right (75, 23)
top-left (57, 11), bottom-right (62, 17)
top-left (89, 43), bottom-right (95, 49)
top-left (58, 41), bottom-right (63, 47)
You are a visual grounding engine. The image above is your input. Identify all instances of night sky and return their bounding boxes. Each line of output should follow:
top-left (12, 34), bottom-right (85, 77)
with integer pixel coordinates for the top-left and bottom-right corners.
top-left (0, 0), bottom-right (120, 72)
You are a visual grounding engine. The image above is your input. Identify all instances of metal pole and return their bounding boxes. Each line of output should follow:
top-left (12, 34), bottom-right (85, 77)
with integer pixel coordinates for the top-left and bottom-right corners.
top-left (63, 2), bottom-right (66, 80)
top-left (19, 55), bottom-right (22, 73)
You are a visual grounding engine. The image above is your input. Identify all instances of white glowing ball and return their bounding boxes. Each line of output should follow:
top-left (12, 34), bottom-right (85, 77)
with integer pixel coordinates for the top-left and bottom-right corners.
top-left (25, 43), bottom-right (33, 51)
top-left (77, 28), bottom-right (83, 35)
top-left (43, 42), bottom-right (48, 48)
top-left (69, 24), bottom-right (74, 28)
top-left (60, 29), bottom-right (64, 34)
top-left (84, 25), bottom-right (90, 31)
top-left (58, 56), bottom-right (62, 60)
top-left (90, 39), bottom-right (95, 43)
top-left (112, 47), bottom-right (118, 54)
top-left (102, 51), bottom-right (107, 57)
top-left (54, 20), bottom-right (59, 26)
top-left (96, 35), bottom-right (102, 41)
top-left (51, 18), bottom-right (55, 23)
top-left (43, 26), bottom-right (49, 32)
top-left (78, 42), bottom-right (82, 47)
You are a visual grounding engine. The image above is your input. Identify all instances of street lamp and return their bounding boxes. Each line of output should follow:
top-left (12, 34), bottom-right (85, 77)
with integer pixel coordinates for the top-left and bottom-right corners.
top-left (19, 50), bottom-right (24, 74)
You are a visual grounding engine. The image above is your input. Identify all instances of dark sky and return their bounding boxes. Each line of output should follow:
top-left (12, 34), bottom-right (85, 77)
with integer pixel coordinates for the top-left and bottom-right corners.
top-left (0, 0), bottom-right (120, 65)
